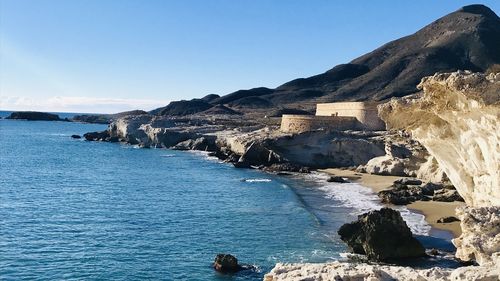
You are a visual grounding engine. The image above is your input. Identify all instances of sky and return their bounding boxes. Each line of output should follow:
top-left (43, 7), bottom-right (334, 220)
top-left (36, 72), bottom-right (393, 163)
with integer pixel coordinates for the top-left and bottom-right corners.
top-left (1, 0), bottom-right (499, 113)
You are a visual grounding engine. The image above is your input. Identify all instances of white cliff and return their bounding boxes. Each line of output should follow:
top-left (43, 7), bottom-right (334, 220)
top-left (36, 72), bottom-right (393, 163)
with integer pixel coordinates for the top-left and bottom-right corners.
top-left (265, 71), bottom-right (500, 280)
top-left (379, 71), bottom-right (499, 207)
top-left (264, 260), bottom-right (500, 281)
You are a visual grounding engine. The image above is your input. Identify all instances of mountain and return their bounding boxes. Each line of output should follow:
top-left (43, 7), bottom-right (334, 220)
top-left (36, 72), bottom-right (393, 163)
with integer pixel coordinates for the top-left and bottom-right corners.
top-left (154, 4), bottom-right (500, 115)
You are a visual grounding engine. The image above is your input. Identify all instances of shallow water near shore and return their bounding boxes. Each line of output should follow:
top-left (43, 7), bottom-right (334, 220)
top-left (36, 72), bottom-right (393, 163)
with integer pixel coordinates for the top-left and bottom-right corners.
top-left (0, 119), bottom-right (458, 280)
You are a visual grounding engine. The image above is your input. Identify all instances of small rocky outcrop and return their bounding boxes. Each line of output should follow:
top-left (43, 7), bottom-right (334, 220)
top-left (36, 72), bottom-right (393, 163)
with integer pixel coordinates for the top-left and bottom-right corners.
top-left (327, 176), bottom-right (348, 183)
top-left (213, 254), bottom-right (240, 273)
top-left (338, 208), bottom-right (426, 261)
top-left (261, 163), bottom-right (310, 174)
top-left (437, 216), bottom-right (460, 223)
top-left (71, 134), bottom-right (81, 139)
top-left (433, 189), bottom-right (465, 202)
top-left (6, 111), bottom-right (67, 121)
top-left (171, 137), bottom-right (217, 151)
top-left (378, 180), bottom-right (462, 205)
top-left (83, 131), bottom-right (110, 141)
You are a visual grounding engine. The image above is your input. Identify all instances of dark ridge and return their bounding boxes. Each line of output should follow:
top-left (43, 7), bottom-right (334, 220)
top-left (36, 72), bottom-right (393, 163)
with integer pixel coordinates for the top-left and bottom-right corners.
top-left (268, 108), bottom-right (313, 117)
top-left (459, 4), bottom-right (499, 18)
top-left (212, 87), bottom-right (274, 105)
top-left (227, 96), bottom-right (273, 108)
top-left (149, 4), bottom-right (500, 115)
top-left (201, 104), bottom-right (242, 115)
top-left (200, 94), bottom-right (221, 103)
top-left (158, 99), bottom-right (213, 116)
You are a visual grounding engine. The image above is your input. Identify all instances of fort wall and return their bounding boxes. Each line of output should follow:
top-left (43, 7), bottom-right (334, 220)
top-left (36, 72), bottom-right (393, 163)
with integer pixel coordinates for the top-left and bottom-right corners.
top-left (315, 102), bottom-right (385, 130)
top-left (280, 114), bottom-right (358, 134)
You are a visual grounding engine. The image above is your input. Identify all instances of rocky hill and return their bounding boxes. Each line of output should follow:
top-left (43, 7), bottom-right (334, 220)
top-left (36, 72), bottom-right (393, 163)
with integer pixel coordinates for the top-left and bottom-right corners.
top-left (152, 4), bottom-right (500, 115)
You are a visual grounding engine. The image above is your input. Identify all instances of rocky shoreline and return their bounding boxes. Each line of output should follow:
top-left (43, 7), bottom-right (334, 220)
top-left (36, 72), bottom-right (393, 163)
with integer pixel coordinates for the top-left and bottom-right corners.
top-left (78, 71), bottom-right (499, 280)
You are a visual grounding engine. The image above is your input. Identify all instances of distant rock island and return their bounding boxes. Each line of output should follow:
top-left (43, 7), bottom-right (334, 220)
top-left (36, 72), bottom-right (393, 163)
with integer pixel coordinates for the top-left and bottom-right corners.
top-left (6, 111), bottom-right (68, 121)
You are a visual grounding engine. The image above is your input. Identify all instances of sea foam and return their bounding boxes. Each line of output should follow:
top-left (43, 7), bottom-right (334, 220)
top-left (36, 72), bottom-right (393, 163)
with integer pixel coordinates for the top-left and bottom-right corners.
top-left (305, 172), bottom-right (431, 235)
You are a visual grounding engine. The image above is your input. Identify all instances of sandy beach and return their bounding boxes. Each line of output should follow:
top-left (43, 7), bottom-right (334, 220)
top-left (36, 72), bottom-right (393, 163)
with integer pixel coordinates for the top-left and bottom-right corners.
top-left (321, 168), bottom-right (464, 237)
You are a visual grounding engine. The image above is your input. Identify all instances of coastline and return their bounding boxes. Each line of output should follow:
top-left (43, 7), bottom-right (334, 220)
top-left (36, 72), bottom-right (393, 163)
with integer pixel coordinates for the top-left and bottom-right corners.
top-left (320, 168), bottom-right (463, 238)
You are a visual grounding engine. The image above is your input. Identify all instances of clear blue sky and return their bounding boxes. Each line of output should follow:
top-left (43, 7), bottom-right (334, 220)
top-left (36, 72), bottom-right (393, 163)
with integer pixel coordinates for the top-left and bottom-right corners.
top-left (1, 0), bottom-right (499, 113)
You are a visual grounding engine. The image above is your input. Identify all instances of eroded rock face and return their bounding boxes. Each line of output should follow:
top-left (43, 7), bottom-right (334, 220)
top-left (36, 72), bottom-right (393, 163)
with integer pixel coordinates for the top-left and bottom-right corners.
top-left (379, 71), bottom-right (499, 207)
top-left (453, 206), bottom-right (500, 265)
top-left (264, 261), bottom-right (500, 281)
top-left (338, 208), bottom-right (425, 261)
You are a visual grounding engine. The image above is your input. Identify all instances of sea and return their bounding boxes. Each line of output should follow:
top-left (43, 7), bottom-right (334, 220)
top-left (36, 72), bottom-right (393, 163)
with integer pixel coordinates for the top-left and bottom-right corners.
top-left (0, 111), bottom-right (457, 280)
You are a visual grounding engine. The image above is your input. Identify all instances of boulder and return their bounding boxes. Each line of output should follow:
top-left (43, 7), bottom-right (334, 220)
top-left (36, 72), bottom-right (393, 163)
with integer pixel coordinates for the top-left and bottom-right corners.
top-left (262, 163), bottom-right (310, 173)
top-left (71, 134), bottom-right (81, 139)
top-left (213, 254), bottom-right (241, 273)
top-left (433, 189), bottom-right (465, 202)
top-left (437, 216), bottom-right (460, 223)
top-left (338, 208), bottom-right (426, 261)
top-left (327, 176), bottom-right (348, 183)
top-left (378, 184), bottom-right (429, 205)
top-left (394, 178), bottom-right (422, 186)
top-left (83, 131), bottom-right (110, 141)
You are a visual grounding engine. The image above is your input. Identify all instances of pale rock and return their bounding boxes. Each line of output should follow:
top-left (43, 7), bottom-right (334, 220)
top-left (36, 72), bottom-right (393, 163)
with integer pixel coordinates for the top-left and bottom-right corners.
top-left (379, 71), bottom-right (500, 207)
top-left (453, 206), bottom-right (500, 265)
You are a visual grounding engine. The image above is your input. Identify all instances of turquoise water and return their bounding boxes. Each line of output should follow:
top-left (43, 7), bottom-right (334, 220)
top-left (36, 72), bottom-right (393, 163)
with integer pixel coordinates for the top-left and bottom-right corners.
top-left (0, 119), bottom-right (355, 280)
top-left (0, 117), bottom-right (458, 280)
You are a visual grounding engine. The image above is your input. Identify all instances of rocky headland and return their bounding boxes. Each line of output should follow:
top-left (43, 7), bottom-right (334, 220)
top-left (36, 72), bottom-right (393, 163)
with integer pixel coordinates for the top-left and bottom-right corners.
top-left (6, 111), bottom-right (69, 121)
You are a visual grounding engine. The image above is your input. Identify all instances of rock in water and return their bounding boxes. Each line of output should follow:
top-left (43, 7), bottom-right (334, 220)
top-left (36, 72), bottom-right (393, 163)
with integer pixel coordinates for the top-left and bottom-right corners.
top-left (6, 111), bottom-right (64, 121)
top-left (71, 135), bottom-right (82, 139)
top-left (338, 208), bottom-right (426, 261)
top-left (213, 254), bottom-right (241, 273)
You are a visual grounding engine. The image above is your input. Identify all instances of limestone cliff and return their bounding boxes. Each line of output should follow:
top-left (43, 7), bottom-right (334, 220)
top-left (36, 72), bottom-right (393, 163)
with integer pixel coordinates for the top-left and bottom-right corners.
top-left (379, 71), bottom-right (499, 269)
top-left (379, 71), bottom-right (499, 207)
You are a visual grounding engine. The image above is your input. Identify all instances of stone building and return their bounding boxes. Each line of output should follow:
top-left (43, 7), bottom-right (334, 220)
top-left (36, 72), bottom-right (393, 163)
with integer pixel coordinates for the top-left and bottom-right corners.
top-left (280, 102), bottom-right (385, 133)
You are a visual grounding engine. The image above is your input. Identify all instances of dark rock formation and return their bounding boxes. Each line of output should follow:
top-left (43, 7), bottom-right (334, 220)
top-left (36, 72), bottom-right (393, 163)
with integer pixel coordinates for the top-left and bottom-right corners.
top-left (238, 142), bottom-right (282, 167)
top-left (433, 189), bottom-right (465, 202)
top-left (394, 178), bottom-right (422, 186)
top-left (378, 181), bottom-right (464, 205)
top-left (262, 163), bottom-right (310, 174)
top-left (378, 185), bottom-right (429, 205)
top-left (155, 99), bottom-right (213, 116)
top-left (213, 254), bottom-right (241, 273)
top-left (171, 137), bottom-right (217, 151)
top-left (338, 208), bottom-right (426, 261)
top-left (6, 111), bottom-right (65, 121)
top-left (71, 135), bottom-right (82, 139)
top-left (437, 216), bottom-right (460, 223)
top-left (327, 176), bottom-right (348, 183)
top-left (83, 131), bottom-right (110, 141)
top-left (200, 104), bottom-right (241, 115)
